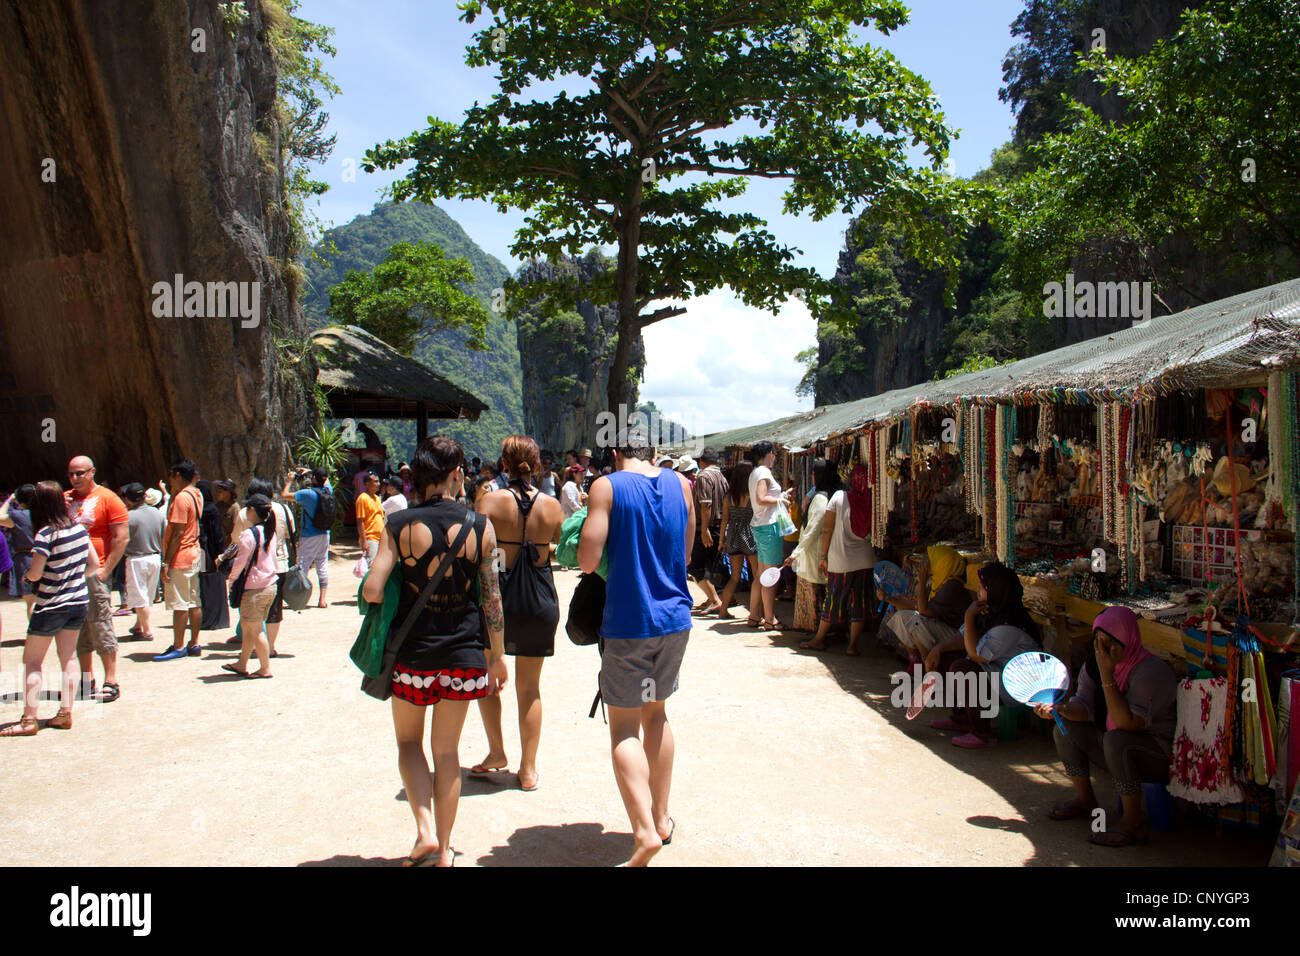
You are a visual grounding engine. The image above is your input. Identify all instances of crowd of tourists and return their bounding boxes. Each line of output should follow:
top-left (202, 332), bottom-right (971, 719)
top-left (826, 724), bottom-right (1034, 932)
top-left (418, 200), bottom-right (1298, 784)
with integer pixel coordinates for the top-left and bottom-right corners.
top-left (0, 456), bottom-right (344, 736)
top-left (0, 429), bottom-right (1176, 859)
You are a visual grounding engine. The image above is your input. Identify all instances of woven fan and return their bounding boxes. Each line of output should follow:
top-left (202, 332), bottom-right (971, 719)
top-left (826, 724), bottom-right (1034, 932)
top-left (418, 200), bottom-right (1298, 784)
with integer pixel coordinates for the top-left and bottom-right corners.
top-left (1002, 651), bottom-right (1070, 735)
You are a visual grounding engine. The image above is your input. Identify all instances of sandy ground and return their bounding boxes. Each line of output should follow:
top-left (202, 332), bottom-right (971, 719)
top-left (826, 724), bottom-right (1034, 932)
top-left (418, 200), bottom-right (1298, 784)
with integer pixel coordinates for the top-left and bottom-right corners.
top-left (0, 548), bottom-right (1275, 867)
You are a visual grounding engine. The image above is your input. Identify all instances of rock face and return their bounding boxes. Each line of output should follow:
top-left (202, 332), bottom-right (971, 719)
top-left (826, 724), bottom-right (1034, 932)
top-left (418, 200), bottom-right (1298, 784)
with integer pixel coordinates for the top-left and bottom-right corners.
top-left (515, 252), bottom-right (645, 454)
top-left (0, 0), bottom-right (311, 490)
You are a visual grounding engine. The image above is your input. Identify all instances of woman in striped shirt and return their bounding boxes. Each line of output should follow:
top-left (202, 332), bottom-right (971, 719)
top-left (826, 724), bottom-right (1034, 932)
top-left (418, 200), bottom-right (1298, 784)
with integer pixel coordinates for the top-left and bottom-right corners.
top-left (1, 481), bottom-right (100, 736)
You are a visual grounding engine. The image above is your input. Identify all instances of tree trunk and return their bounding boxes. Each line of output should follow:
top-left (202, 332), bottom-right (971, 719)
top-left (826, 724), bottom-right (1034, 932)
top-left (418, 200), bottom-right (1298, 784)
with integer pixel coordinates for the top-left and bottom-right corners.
top-left (606, 179), bottom-right (643, 422)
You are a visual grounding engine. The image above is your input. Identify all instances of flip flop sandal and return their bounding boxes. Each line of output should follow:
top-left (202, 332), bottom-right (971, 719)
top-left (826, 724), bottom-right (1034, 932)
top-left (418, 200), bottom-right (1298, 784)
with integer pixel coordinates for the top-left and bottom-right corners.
top-left (469, 764), bottom-right (508, 777)
top-left (662, 817), bottom-right (675, 846)
top-left (799, 640), bottom-right (826, 650)
top-left (221, 664), bottom-right (249, 677)
top-left (518, 771), bottom-right (540, 792)
top-left (403, 850), bottom-right (440, 867)
top-left (744, 618), bottom-right (763, 628)
top-left (97, 683), bottom-right (120, 703)
top-left (1048, 801), bottom-right (1096, 821)
top-left (246, 672), bottom-right (273, 679)
top-left (1090, 826), bottom-right (1148, 847)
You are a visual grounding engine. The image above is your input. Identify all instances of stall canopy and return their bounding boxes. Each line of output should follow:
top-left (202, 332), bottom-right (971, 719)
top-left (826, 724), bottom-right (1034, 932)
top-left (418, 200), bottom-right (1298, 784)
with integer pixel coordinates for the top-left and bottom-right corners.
top-left (311, 325), bottom-right (488, 439)
top-left (670, 276), bottom-right (1300, 455)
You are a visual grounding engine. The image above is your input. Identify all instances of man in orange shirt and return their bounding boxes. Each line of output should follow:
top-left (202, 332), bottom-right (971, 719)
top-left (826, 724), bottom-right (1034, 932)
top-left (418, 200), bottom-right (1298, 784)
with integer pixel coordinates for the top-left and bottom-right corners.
top-left (354, 471), bottom-right (386, 566)
top-left (155, 459), bottom-right (204, 662)
top-left (66, 455), bottom-right (129, 702)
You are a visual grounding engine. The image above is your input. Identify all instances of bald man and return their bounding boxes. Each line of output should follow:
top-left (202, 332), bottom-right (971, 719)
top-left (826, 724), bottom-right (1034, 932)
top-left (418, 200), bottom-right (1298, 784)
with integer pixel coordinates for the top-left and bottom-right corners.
top-left (65, 456), bottom-right (129, 702)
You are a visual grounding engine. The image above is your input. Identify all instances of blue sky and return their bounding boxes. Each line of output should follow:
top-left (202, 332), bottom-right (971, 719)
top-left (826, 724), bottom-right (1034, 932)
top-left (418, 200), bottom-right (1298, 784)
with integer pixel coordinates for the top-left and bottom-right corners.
top-left (299, 0), bottom-right (1026, 434)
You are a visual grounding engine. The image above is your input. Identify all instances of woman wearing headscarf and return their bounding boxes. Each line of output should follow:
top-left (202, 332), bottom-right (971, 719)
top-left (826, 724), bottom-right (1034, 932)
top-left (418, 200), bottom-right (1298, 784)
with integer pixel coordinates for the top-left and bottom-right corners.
top-left (1038, 606), bottom-right (1177, 847)
top-left (785, 459), bottom-right (839, 633)
top-left (799, 464), bottom-right (874, 654)
top-left (883, 546), bottom-right (971, 666)
top-left (925, 561), bottom-right (1041, 749)
top-left (195, 479), bottom-right (230, 632)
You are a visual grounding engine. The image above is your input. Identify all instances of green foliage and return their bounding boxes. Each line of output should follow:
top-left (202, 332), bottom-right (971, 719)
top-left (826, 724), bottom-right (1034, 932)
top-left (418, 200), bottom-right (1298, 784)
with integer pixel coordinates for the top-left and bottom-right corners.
top-left (1001, 0), bottom-right (1300, 303)
top-left (267, 0), bottom-right (339, 258)
top-left (365, 0), bottom-right (955, 410)
top-left (325, 241), bottom-right (491, 355)
top-left (794, 346), bottom-right (819, 400)
top-left (936, 354), bottom-right (1004, 380)
top-left (301, 201), bottom-right (524, 463)
top-left (294, 424), bottom-right (348, 480)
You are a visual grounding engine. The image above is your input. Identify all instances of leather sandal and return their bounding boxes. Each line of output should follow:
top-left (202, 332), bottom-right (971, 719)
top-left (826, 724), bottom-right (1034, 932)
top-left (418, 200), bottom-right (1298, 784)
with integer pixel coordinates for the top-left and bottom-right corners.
top-left (47, 709), bottom-right (72, 730)
top-left (0, 716), bottom-right (39, 737)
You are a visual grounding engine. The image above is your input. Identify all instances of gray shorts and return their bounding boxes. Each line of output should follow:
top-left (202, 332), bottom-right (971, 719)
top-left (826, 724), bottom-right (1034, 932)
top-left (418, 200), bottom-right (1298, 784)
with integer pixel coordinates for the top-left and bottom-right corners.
top-left (599, 630), bottom-right (689, 709)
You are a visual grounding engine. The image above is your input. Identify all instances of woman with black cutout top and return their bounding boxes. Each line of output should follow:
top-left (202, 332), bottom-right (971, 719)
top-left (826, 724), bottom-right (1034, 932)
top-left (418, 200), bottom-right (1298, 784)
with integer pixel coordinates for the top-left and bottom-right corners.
top-left (469, 435), bottom-right (565, 792)
top-left (362, 435), bottom-right (508, 868)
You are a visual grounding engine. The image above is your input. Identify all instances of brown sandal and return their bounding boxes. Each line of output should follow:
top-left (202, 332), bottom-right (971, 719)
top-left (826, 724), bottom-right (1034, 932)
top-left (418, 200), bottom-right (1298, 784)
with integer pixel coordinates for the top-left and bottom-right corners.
top-left (0, 716), bottom-right (39, 737)
top-left (47, 709), bottom-right (72, 730)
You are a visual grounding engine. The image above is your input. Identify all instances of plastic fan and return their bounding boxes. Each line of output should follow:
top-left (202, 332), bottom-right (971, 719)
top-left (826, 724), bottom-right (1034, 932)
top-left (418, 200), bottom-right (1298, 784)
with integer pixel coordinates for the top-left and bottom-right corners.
top-left (1002, 651), bottom-right (1071, 736)
top-left (873, 561), bottom-right (910, 599)
top-left (759, 567), bottom-right (781, 588)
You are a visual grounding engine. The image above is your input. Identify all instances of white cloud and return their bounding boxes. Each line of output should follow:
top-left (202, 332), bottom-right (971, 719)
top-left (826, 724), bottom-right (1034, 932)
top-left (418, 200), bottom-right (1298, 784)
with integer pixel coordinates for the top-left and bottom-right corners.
top-left (639, 288), bottom-right (816, 438)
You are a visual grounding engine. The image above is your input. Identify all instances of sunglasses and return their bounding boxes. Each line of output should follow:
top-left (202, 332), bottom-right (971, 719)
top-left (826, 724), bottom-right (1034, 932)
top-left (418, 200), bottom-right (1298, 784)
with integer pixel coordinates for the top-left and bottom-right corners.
top-left (68, 469), bottom-right (91, 478)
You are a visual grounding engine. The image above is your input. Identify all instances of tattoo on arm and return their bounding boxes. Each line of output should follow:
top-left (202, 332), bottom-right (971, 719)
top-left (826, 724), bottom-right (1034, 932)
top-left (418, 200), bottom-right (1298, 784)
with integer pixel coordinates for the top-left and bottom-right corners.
top-left (478, 554), bottom-right (505, 635)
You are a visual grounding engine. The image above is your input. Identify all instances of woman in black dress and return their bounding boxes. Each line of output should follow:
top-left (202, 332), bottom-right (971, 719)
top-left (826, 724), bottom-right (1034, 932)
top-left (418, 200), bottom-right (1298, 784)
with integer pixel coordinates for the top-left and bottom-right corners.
top-left (469, 435), bottom-right (565, 791)
top-left (195, 480), bottom-right (230, 631)
top-left (362, 435), bottom-right (508, 868)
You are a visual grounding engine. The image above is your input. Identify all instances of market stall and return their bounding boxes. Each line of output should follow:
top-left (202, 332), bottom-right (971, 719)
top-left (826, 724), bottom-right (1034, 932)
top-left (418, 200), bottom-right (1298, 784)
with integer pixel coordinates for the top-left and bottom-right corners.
top-left (669, 276), bottom-right (1300, 854)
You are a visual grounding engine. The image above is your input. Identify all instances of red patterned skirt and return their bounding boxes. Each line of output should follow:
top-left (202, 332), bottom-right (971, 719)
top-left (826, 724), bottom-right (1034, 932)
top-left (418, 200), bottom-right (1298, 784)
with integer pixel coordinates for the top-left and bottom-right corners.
top-left (391, 663), bottom-right (490, 706)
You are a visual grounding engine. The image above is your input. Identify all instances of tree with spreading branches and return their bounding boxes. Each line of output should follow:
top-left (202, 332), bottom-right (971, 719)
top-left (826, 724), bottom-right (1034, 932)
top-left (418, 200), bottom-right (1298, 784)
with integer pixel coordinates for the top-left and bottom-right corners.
top-left (364, 0), bottom-right (957, 415)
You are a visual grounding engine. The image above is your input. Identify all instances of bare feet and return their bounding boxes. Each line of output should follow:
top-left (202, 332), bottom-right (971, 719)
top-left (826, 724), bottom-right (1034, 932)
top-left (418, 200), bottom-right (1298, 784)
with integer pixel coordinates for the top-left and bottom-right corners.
top-left (625, 834), bottom-right (663, 867)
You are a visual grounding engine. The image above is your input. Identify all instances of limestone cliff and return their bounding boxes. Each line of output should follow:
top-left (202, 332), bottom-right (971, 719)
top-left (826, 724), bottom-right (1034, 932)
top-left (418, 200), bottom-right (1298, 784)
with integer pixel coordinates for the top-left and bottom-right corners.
top-left (515, 252), bottom-right (645, 454)
top-left (0, 0), bottom-right (311, 489)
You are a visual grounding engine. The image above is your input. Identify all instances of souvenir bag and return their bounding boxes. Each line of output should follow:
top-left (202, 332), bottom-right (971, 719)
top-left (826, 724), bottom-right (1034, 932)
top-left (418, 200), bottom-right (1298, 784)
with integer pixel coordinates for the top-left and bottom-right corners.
top-left (281, 505), bottom-right (313, 611)
top-left (360, 514), bottom-right (478, 702)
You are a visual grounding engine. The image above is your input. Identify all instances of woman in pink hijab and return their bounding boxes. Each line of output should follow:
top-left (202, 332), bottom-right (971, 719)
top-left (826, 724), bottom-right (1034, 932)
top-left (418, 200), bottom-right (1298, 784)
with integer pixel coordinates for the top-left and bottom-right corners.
top-left (1036, 605), bottom-right (1178, 847)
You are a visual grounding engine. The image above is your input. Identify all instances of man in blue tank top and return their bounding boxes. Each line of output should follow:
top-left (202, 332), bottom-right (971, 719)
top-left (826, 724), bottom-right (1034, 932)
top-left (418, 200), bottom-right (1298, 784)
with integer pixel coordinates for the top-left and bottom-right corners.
top-left (578, 427), bottom-right (694, 866)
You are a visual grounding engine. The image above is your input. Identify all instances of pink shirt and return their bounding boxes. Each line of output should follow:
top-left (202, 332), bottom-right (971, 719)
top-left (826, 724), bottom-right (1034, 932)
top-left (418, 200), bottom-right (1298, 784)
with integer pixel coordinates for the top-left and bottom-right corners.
top-left (226, 526), bottom-right (279, 592)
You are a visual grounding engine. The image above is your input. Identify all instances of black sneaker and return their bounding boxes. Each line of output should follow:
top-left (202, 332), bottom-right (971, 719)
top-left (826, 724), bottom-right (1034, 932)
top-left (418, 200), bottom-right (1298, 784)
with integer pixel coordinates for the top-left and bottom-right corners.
top-left (186, 643), bottom-right (202, 657)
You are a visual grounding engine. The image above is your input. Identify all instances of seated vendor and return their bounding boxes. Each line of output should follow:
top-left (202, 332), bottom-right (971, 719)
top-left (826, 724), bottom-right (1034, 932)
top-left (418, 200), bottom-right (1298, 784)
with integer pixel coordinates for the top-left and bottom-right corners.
top-left (926, 561), bottom-right (1041, 750)
top-left (883, 545), bottom-right (971, 666)
top-left (1039, 605), bottom-right (1177, 848)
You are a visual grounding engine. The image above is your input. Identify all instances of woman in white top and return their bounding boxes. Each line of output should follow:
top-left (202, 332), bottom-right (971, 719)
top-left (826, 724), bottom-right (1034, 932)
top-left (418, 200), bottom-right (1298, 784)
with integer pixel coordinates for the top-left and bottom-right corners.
top-left (746, 440), bottom-right (792, 631)
top-left (800, 464), bottom-right (875, 655)
top-left (785, 460), bottom-right (840, 633)
top-left (559, 465), bottom-right (586, 518)
top-left (381, 477), bottom-right (409, 516)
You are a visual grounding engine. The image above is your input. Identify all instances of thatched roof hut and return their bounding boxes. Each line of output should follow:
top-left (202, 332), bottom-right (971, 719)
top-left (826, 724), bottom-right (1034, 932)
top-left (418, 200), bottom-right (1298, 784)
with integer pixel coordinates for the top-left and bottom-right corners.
top-left (310, 325), bottom-right (488, 438)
